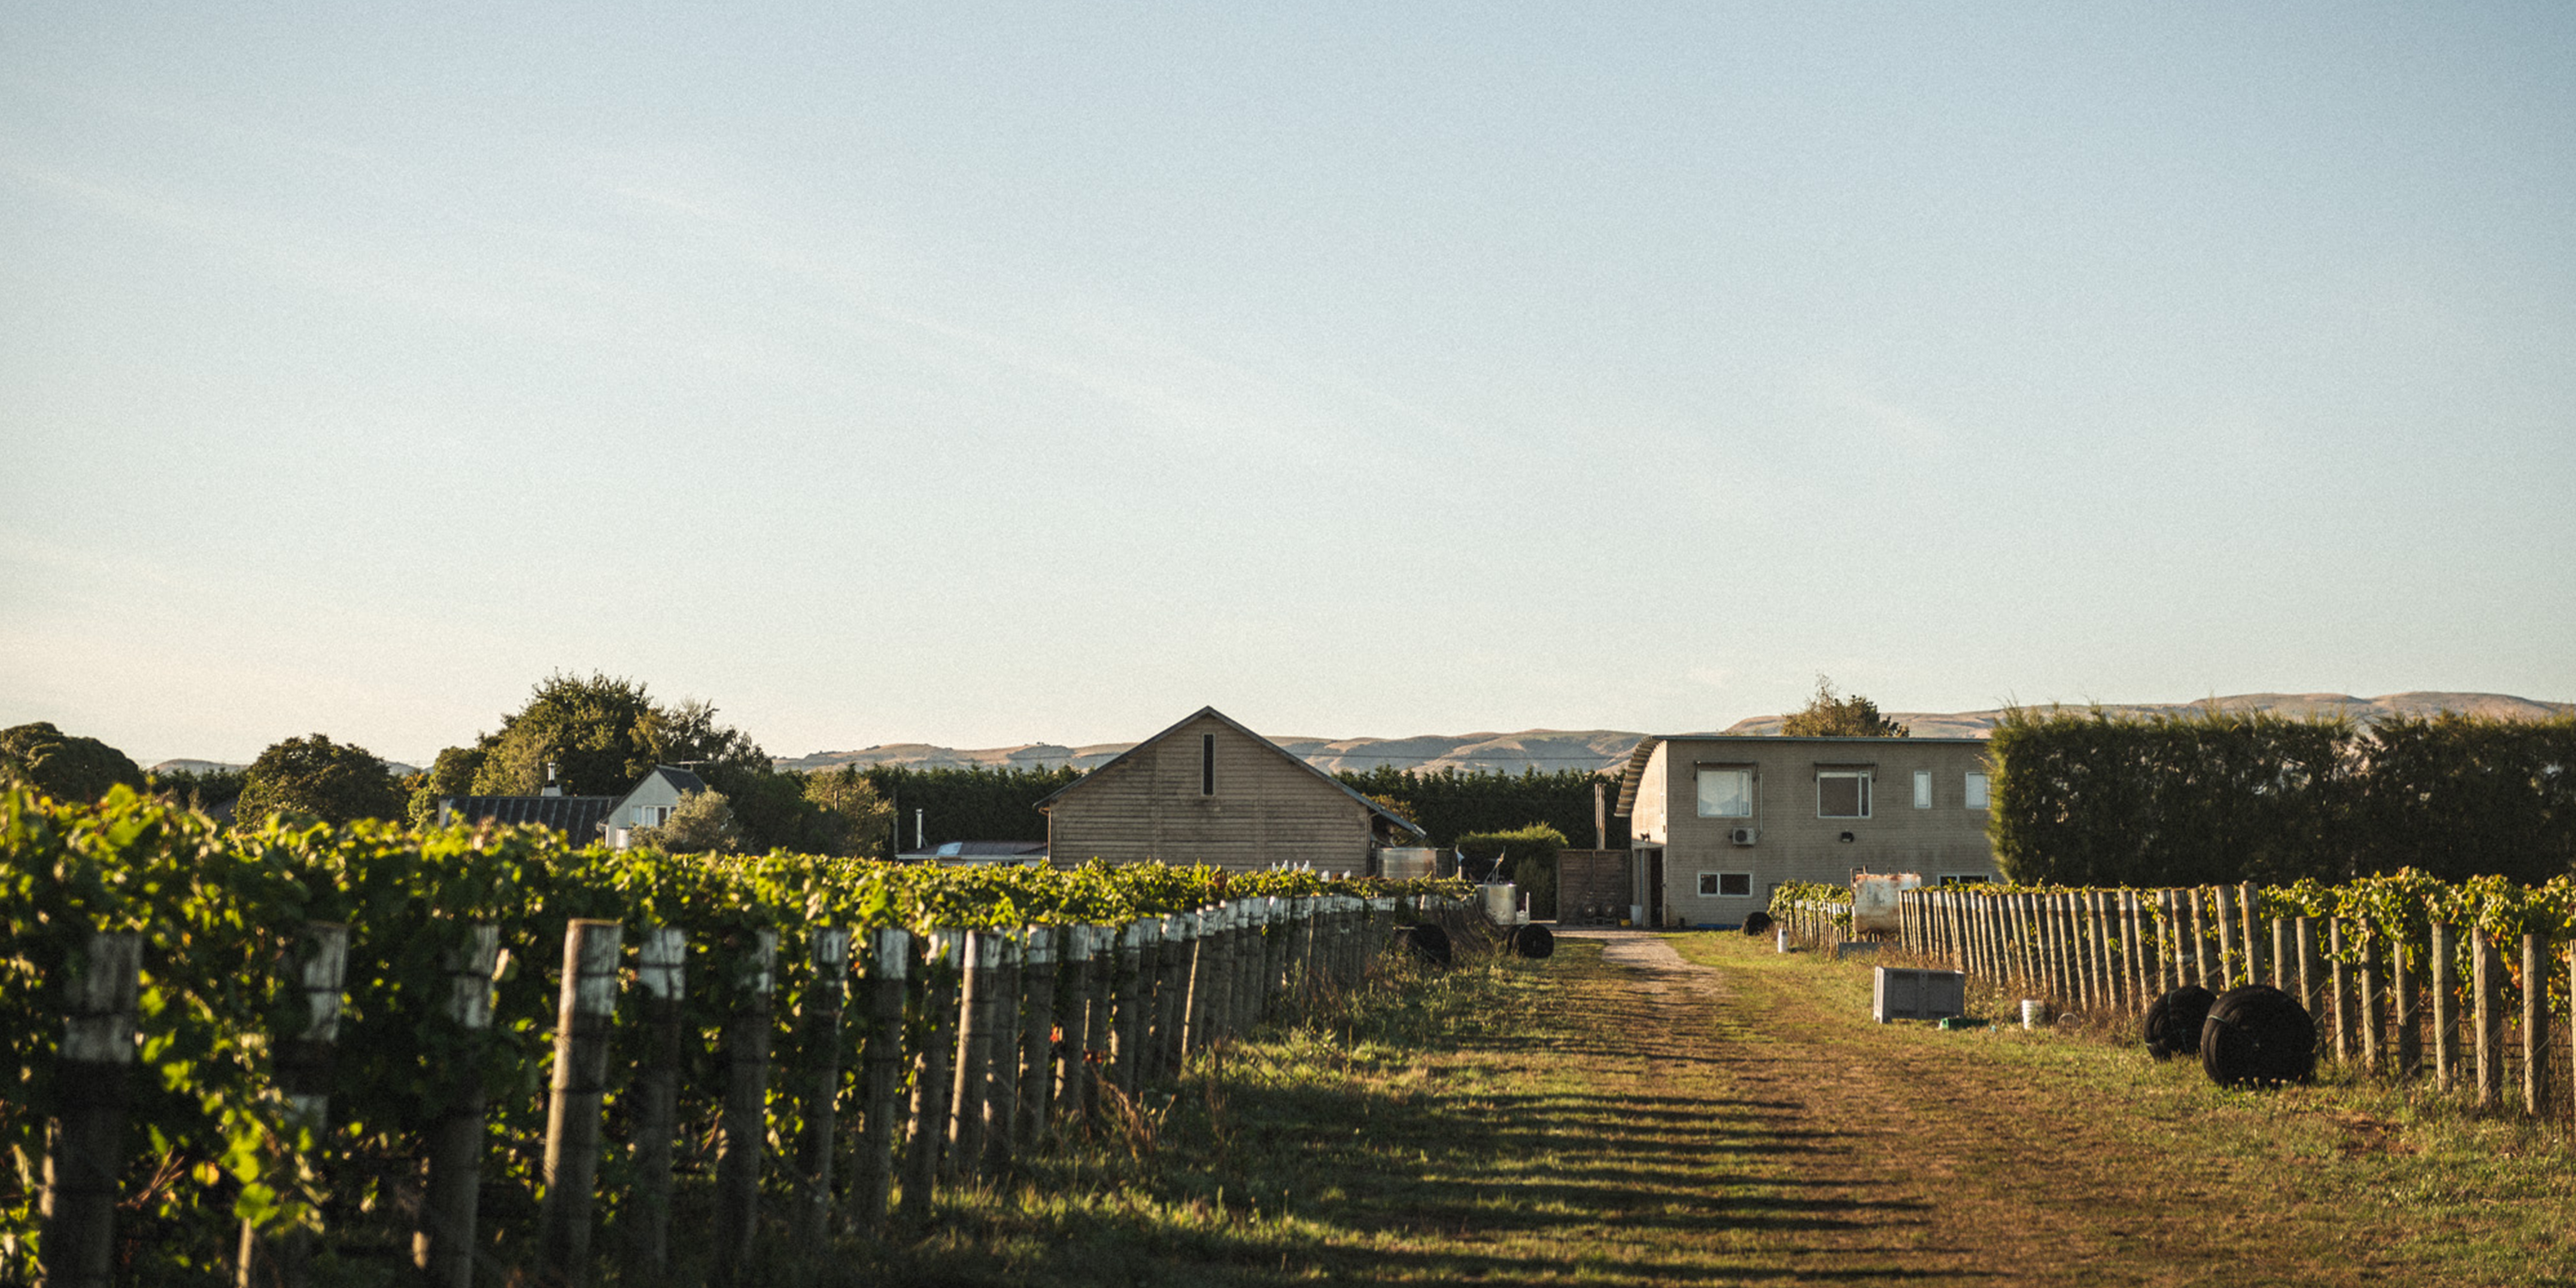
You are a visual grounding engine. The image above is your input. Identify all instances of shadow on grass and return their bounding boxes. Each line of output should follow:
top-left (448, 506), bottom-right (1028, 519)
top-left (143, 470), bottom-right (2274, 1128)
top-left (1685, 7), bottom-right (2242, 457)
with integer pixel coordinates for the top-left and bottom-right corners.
top-left (763, 948), bottom-right (1965, 1288)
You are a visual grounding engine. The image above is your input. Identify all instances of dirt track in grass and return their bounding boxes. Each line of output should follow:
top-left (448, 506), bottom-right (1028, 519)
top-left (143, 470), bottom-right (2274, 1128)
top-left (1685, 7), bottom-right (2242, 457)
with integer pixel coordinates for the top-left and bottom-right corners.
top-left (860, 932), bottom-right (2573, 1287)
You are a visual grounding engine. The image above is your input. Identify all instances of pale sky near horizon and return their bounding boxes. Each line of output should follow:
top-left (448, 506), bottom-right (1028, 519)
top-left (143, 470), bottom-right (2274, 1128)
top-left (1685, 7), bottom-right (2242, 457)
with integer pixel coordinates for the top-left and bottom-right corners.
top-left (4, 3), bottom-right (2571, 768)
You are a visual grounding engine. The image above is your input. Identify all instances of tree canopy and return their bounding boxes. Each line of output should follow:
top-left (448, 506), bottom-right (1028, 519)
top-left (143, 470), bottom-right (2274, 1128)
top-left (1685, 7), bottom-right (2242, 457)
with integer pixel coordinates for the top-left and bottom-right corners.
top-left (236, 733), bottom-right (407, 826)
top-left (1778, 676), bottom-right (1911, 738)
top-left (0, 722), bottom-right (143, 802)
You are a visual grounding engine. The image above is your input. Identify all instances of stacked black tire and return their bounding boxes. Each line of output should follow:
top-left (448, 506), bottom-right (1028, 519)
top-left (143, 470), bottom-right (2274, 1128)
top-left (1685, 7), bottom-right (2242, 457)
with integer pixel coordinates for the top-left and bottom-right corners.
top-left (1401, 922), bottom-right (1455, 968)
top-left (2142, 985), bottom-right (2215, 1060)
top-left (1741, 910), bottom-right (1774, 938)
top-left (1508, 924), bottom-right (1555, 959)
top-left (2200, 985), bottom-right (2316, 1088)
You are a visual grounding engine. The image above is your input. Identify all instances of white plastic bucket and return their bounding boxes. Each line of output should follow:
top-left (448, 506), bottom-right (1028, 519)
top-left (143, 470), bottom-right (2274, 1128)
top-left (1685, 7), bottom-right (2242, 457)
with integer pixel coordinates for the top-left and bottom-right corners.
top-left (2020, 999), bottom-right (2047, 1030)
top-left (1776, 927), bottom-right (1790, 954)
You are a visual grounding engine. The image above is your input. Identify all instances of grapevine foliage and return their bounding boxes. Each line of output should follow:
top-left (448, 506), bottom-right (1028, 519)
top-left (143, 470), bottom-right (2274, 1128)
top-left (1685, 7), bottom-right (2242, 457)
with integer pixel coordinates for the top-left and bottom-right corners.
top-left (0, 782), bottom-right (1463, 1279)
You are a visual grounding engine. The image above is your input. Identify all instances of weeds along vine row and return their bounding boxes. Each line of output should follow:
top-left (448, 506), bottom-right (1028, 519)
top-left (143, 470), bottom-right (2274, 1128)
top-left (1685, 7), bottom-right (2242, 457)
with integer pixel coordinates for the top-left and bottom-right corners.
top-left (0, 783), bottom-right (1464, 1281)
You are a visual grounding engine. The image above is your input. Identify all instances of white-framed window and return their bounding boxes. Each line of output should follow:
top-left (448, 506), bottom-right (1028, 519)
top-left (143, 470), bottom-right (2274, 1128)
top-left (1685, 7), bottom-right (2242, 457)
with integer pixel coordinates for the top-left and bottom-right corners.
top-left (1964, 772), bottom-right (1990, 811)
top-left (1912, 770), bottom-right (1933, 809)
top-left (1698, 871), bottom-right (1753, 897)
top-left (1695, 766), bottom-right (1753, 817)
top-left (1817, 769), bottom-right (1872, 818)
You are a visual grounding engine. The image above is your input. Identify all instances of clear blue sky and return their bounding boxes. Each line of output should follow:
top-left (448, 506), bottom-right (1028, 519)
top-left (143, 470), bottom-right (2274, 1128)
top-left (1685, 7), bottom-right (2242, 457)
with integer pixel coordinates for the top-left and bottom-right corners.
top-left (4, 3), bottom-right (2570, 766)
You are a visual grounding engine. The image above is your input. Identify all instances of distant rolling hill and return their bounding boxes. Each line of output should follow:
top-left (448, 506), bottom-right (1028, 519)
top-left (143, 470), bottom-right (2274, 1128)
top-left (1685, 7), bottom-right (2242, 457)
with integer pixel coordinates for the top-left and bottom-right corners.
top-left (777, 691), bottom-right (2567, 777)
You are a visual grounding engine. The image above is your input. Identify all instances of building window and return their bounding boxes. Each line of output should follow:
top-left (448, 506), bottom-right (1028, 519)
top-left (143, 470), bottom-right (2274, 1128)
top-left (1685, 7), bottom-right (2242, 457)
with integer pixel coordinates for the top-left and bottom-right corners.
top-left (1818, 769), bottom-right (1872, 818)
top-left (1698, 872), bottom-right (1753, 897)
top-left (1964, 772), bottom-right (1990, 811)
top-left (1694, 767), bottom-right (1753, 817)
top-left (1913, 770), bottom-right (1932, 809)
top-left (1201, 732), bottom-right (1216, 796)
top-left (1940, 873), bottom-right (1991, 886)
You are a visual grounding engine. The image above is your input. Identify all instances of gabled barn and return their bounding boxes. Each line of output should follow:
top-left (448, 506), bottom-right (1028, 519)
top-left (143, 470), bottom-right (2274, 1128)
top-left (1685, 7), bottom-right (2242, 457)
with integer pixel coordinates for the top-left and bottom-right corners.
top-left (1039, 707), bottom-right (1423, 873)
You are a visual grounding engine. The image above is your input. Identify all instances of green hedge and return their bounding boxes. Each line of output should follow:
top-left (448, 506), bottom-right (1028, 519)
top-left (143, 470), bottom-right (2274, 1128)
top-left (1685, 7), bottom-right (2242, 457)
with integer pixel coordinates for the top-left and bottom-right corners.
top-left (1455, 823), bottom-right (1568, 919)
top-left (1991, 709), bottom-right (2576, 887)
top-left (1334, 766), bottom-right (1621, 849)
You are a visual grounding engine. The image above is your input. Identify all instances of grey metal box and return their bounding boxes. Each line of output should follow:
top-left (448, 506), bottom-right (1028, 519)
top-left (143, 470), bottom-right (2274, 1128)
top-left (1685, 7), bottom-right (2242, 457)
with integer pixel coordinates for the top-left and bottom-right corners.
top-left (1873, 966), bottom-right (1965, 1023)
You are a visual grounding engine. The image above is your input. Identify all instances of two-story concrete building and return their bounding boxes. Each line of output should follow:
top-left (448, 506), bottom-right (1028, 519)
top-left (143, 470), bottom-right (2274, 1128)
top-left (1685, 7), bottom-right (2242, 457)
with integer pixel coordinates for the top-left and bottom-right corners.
top-left (1614, 734), bottom-right (1997, 927)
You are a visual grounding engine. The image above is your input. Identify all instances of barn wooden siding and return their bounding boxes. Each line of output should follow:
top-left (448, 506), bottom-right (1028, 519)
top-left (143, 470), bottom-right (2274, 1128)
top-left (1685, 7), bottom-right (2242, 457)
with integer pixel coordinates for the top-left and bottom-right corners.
top-left (1046, 712), bottom-right (1376, 873)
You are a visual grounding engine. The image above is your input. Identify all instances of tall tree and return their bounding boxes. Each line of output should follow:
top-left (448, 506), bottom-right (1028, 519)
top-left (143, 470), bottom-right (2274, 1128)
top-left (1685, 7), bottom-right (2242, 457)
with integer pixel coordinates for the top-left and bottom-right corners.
top-left (468, 671), bottom-right (665, 796)
top-left (236, 733), bottom-right (407, 826)
top-left (0, 722), bottom-right (143, 801)
top-left (1778, 675), bottom-right (1911, 738)
top-left (797, 768), bottom-right (896, 858)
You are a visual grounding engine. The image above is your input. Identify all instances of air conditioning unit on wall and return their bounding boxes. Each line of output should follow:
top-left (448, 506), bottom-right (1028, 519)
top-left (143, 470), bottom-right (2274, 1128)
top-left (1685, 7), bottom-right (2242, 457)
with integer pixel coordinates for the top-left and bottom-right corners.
top-left (1728, 827), bottom-right (1759, 846)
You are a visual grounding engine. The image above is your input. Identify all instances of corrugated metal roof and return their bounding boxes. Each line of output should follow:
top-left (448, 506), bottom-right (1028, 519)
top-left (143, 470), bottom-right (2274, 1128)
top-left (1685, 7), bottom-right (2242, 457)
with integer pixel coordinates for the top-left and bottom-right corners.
top-left (1036, 705), bottom-right (1425, 837)
top-left (444, 794), bottom-right (617, 838)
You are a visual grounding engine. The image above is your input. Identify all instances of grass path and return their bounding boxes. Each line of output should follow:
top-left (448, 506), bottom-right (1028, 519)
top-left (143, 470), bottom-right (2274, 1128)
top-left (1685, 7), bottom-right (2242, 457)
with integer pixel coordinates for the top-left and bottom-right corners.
top-left (844, 933), bottom-right (2575, 1286)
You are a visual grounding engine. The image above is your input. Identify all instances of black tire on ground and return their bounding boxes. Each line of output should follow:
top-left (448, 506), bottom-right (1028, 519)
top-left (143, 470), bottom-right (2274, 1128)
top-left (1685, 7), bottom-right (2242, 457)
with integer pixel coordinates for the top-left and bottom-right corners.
top-left (2201, 984), bottom-right (2318, 1089)
top-left (1509, 923), bottom-right (1556, 959)
top-left (1402, 922), bottom-right (1455, 968)
top-left (1741, 910), bottom-right (1775, 937)
top-left (2142, 985), bottom-right (2215, 1060)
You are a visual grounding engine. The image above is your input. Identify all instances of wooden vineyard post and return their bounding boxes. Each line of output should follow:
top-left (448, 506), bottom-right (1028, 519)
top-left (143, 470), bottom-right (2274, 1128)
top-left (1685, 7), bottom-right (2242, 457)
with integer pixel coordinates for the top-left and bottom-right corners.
top-left (40, 931), bottom-right (143, 1288)
top-left (2123, 892), bottom-right (2148, 1009)
top-left (854, 927), bottom-right (910, 1231)
top-left (628, 927), bottom-right (686, 1277)
top-left (2077, 894), bottom-right (2100, 1013)
top-left (711, 929), bottom-right (779, 1288)
top-left (417, 924), bottom-right (499, 1288)
top-left (2329, 920), bottom-right (2354, 1064)
top-left (981, 931), bottom-right (1024, 1181)
top-left (792, 927), bottom-right (853, 1253)
top-left (2392, 933), bottom-right (2421, 1080)
top-left (2429, 922), bottom-right (2458, 1093)
top-left (948, 930), bottom-right (1000, 1186)
top-left (1262, 898), bottom-right (1291, 1022)
top-left (2213, 886), bottom-right (2240, 992)
top-left (236, 922), bottom-right (348, 1288)
top-left (2358, 934), bottom-right (2384, 1076)
top-left (538, 919), bottom-right (623, 1287)
top-left (2294, 916), bottom-right (2321, 1031)
top-left (2157, 890), bottom-right (2181, 994)
top-left (2270, 918), bottom-right (2292, 993)
top-left (2523, 934), bottom-right (2550, 1118)
top-left (2188, 889), bottom-right (2213, 988)
top-left (1111, 919), bottom-right (1153, 1099)
top-left (1154, 914), bottom-right (1194, 1080)
top-left (1231, 902), bottom-right (1261, 1036)
top-left (899, 929), bottom-right (962, 1224)
top-left (1018, 926), bottom-right (1059, 1151)
top-left (2474, 931), bottom-right (2502, 1110)
top-left (2239, 883), bottom-right (2266, 993)
top-left (2090, 892), bottom-right (2117, 1012)
top-left (1060, 927), bottom-right (1103, 1122)
top-left (2036, 895), bottom-right (2061, 1003)
top-left (1181, 908), bottom-right (1215, 1060)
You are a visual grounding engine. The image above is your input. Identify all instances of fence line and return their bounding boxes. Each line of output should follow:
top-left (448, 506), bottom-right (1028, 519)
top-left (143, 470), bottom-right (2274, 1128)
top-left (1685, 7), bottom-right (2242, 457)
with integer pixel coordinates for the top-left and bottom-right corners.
top-left (1776, 884), bottom-right (2573, 1127)
top-left (35, 891), bottom-right (1448, 1285)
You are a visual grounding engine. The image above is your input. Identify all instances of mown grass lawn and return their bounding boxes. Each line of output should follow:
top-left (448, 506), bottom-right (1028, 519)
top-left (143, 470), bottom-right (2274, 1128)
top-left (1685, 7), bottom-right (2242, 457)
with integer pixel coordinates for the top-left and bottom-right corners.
top-left (790, 932), bottom-right (2574, 1287)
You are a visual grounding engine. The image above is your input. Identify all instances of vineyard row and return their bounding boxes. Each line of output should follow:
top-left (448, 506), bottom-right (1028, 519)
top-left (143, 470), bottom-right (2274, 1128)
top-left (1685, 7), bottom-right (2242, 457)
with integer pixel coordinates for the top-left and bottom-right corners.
top-left (0, 785), bottom-right (1472, 1286)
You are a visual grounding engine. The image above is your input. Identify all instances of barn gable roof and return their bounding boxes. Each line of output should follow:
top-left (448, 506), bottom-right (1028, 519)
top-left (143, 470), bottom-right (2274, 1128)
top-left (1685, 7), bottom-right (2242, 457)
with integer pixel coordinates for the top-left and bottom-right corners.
top-left (1036, 706), bottom-right (1425, 838)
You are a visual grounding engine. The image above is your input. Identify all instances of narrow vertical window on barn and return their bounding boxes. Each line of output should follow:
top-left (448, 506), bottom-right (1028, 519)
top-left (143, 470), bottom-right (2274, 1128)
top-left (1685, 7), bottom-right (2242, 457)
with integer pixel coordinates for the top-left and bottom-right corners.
top-left (1201, 732), bottom-right (1216, 796)
top-left (1913, 770), bottom-right (1933, 809)
top-left (1964, 772), bottom-right (1990, 810)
